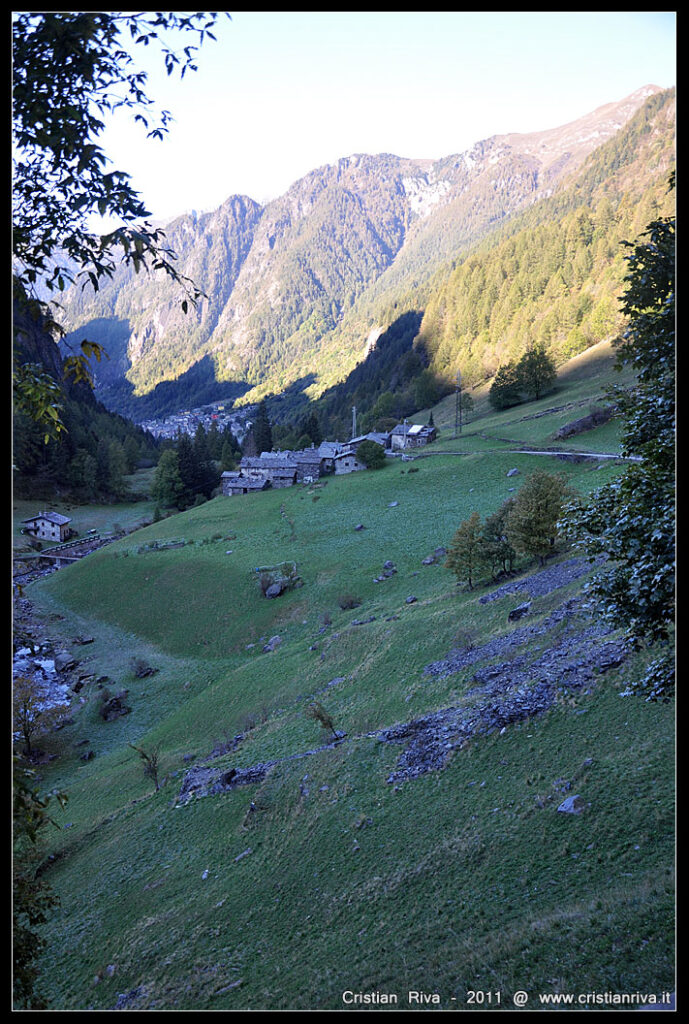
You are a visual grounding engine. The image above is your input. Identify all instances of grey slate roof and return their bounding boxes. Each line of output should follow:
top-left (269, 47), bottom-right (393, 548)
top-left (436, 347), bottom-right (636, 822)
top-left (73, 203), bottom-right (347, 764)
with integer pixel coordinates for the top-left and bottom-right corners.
top-left (23, 511), bottom-right (72, 526)
top-left (241, 455), bottom-right (297, 470)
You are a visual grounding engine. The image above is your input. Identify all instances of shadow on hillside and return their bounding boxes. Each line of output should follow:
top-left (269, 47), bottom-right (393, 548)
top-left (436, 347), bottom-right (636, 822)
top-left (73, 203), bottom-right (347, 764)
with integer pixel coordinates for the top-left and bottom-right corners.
top-left (95, 355), bottom-right (253, 422)
top-left (275, 310), bottom-right (426, 430)
top-left (268, 375), bottom-right (319, 422)
top-left (555, 339), bottom-right (617, 386)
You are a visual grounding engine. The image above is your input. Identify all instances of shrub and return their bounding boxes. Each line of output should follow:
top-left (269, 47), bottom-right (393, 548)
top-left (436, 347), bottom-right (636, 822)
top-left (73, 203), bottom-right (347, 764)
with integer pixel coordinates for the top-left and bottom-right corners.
top-left (305, 702), bottom-right (339, 740)
top-left (356, 440), bottom-right (386, 470)
top-left (337, 593), bottom-right (362, 610)
top-left (128, 742), bottom-right (162, 793)
top-left (130, 657), bottom-right (157, 678)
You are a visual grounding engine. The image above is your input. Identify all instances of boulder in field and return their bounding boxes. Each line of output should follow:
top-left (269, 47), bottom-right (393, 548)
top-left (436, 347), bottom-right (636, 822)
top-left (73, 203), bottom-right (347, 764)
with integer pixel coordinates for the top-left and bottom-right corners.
top-left (557, 794), bottom-right (585, 815)
top-left (508, 602), bottom-right (531, 622)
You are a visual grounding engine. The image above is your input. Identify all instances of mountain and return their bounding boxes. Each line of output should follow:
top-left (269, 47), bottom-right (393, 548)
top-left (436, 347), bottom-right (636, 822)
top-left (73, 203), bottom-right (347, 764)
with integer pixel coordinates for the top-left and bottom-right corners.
top-left (58, 86), bottom-right (674, 420)
top-left (415, 87), bottom-right (676, 387)
top-left (13, 285), bottom-right (159, 500)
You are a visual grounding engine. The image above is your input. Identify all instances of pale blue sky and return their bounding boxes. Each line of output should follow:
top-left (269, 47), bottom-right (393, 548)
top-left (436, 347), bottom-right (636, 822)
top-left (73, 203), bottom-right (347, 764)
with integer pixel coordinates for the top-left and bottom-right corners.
top-left (97, 11), bottom-right (676, 223)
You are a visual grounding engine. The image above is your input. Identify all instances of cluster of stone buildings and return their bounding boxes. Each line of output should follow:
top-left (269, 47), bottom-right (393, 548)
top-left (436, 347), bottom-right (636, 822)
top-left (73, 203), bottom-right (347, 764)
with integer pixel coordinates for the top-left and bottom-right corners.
top-left (221, 422), bottom-right (437, 497)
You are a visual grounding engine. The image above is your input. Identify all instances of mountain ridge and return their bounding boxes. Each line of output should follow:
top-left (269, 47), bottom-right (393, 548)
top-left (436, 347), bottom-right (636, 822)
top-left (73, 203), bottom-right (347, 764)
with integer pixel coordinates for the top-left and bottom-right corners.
top-left (57, 85), bottom-right (671, 418)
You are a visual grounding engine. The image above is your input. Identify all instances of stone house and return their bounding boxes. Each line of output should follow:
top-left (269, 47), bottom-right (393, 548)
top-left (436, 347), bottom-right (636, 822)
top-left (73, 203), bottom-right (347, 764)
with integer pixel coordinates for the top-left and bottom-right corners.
top-left (22, 511), bottom-right (73, 542)
top-left (344, 431), bottom-right (391, 454)
top-left (241, 455), bottom-right (298, 488)
top-left (390, 423), bottom-right (437, 450)
top-left (292, 448), bottom-right (324, 483)
top-left (221, 440), bottom-right (352, 495)
top-left (334, 451), bottom-right (367, 474)
top-left (316, 441), bottom-right (346, 474)
top-left (221, 472), bottom-right (270, 496)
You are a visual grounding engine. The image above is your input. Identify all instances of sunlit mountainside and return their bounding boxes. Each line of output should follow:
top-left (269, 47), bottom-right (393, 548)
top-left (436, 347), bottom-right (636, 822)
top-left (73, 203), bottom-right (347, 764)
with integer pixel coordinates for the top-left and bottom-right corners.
top-left (59, 87), bottom-right (674, 425)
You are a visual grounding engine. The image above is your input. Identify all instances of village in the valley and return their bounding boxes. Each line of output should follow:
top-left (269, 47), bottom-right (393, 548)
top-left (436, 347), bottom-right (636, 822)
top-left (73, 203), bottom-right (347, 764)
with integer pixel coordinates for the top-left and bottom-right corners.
top-left (137, 399), bottom-right (438, 496)
top-left (18, 414), bottom-right (438, 566)
top-left (220, 421), bottom-right (437, 496)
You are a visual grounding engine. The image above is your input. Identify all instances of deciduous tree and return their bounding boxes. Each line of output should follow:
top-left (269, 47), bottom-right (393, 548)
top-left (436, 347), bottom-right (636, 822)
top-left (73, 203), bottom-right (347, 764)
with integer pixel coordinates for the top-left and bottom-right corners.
top-left (506, 471), bottom-right (574, 566)
top-left (13, 759), bottom-right (67, 1009)
top-left (13, 675), bottom-right (68, 760)
top-left (151, 448), bottom-right (185, 509)
top-left (516, 345), bottom-right (557, 400)
top-left (489, 361), bottom-right (522, 410)
top-left (356, 440), bottom-right (386, 470)
top-left (12, 12), bottom-right (225, 432)
top-left (306, 702), bottom-right (339, 741)
top-left (480, 499), bottom-right (516, 580)
top-left (445, 510), bottom-right (486, 590)
top-left (561, 181), bottom-right (675, 700)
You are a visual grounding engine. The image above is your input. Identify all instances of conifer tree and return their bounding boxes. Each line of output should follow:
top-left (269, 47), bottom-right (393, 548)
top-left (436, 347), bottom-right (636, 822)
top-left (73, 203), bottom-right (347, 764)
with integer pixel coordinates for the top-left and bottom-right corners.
top-left (252, 401), bottom-right (273, 455)
top-left (176, 434), bottom-right (197, 506)
top-left (107, 440), bottom-right (129, 496)
top-left (192, 423), bottom-right (216, 497)
top-left (301, 411), bottom-right (322, 447)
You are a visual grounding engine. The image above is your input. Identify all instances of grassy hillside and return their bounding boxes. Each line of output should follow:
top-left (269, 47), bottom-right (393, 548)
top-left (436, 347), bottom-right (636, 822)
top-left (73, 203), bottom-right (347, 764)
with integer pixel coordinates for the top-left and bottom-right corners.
top-left (19, 363), bottom-right (674, 1011)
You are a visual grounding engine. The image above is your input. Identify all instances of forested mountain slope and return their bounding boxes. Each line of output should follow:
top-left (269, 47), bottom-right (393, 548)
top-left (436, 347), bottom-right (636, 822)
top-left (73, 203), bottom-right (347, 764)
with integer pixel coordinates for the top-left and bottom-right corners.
top-left (416, 89), bottom-right (676, 386)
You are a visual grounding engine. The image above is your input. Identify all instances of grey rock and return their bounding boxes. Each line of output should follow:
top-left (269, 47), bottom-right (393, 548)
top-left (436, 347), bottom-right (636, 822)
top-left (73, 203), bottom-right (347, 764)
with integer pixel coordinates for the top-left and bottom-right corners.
top-left (479, 557), bottom-right (604, 605)
top-left (507, 468), bottom-right (520, 477)
top-left (262, 635), bottom-right (282, 652)
top-left (114, 986), bottom-right (146, 1010)
top-left (508, 602), bottom-right (531, 622)
top-left (557, 794), bottom-right (585, 815)
top-left (54, 651), bottom-right (77, 672)
top-left (100, 690), bottom-right (131, 722)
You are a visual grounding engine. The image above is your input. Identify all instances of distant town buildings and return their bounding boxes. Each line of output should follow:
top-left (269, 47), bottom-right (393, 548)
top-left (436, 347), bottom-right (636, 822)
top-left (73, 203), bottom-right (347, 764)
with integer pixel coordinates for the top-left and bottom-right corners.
top-left (139, 401), bottom-right (255, 441)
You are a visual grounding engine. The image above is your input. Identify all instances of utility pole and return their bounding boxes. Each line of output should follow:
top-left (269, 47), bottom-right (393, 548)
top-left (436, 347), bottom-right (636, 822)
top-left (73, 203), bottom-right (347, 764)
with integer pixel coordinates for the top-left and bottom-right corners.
top-left (352, 405), bottom-right (357, 440)
top-left (454, 370), bottom-right (462, 437)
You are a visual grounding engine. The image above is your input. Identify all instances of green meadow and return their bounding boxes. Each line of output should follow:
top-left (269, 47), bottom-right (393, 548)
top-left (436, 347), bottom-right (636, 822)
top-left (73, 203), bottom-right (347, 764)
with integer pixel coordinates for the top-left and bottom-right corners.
top-left (19, 361), bottom-right (674, 1011)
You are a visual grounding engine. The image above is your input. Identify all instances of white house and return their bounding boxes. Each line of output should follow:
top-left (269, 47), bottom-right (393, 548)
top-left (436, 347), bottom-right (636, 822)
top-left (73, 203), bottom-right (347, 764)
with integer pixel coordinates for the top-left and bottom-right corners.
top-left (22, 511), bottom-right (73, 542)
